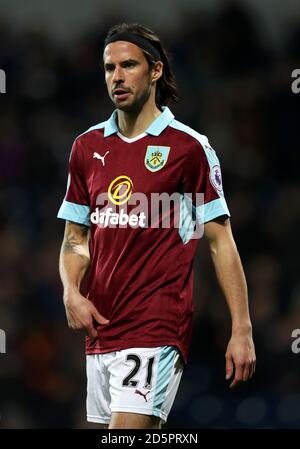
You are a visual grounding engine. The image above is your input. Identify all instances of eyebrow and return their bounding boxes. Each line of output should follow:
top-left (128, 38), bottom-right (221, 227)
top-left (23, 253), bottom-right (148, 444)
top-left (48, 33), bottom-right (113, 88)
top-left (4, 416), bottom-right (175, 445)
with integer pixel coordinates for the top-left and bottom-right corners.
top-left (104, 58), bottom-right (139, 69)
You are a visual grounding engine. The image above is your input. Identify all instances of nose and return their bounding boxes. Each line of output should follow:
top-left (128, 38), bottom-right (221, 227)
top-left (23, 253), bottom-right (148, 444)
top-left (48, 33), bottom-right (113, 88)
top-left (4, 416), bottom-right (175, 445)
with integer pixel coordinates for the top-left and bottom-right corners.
top-left (112, 65), bottom-right (125, 84)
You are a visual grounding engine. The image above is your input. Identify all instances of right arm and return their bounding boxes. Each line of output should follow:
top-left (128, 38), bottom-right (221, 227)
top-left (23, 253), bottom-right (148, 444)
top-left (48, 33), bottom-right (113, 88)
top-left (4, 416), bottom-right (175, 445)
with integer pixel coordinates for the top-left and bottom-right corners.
top-left (59, 220), bottom-right (109, 338)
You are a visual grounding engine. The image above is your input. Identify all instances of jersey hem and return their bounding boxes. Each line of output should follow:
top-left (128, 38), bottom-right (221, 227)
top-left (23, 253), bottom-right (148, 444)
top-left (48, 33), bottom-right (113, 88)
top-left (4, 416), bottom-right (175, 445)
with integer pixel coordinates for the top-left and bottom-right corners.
top-left (86, 340), bottom-right (188, 365)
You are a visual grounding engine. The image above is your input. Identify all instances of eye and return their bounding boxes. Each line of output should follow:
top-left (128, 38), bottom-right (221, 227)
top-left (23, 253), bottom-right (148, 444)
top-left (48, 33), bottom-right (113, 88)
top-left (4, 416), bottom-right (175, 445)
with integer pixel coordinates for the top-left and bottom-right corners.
top-left (123, 61), bottom-right (136, 68)
top-left (105, 65), bottom-right (114, 72)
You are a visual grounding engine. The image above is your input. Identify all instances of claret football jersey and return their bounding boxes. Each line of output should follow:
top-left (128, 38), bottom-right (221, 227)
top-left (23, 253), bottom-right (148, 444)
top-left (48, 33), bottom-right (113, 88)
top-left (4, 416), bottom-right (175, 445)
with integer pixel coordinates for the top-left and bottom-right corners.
top-left (57, 106), bottom-right (230, 364)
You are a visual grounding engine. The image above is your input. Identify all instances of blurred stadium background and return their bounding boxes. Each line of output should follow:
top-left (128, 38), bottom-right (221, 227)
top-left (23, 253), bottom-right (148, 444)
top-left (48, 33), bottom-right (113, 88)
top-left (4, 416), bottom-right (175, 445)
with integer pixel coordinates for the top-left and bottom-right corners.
top-left (0, 0), bottom-right (300, 428)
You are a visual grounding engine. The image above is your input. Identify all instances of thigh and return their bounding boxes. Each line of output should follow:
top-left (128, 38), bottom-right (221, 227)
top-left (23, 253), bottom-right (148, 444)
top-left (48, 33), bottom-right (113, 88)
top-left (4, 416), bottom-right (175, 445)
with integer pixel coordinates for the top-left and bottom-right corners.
top-left (86, 354), bottom-right (112, 425)
top-left (86, 422), bottom-right (109, 429)
top-left (109, 412), bottom-right (161, 429)
top-left (107, 346), bottom-right (184, 426)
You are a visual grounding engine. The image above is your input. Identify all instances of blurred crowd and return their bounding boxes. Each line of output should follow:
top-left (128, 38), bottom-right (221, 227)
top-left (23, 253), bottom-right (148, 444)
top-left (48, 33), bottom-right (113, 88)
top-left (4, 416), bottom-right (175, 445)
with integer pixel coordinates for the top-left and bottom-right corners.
top-left (0, 1), bottom-right (300, 428)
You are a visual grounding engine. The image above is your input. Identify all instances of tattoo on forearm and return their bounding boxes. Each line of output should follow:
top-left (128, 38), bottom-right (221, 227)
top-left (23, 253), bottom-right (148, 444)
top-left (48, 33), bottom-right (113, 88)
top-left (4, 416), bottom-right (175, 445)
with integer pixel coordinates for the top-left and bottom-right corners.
top-left (62, 223), bottom-right (90, 259)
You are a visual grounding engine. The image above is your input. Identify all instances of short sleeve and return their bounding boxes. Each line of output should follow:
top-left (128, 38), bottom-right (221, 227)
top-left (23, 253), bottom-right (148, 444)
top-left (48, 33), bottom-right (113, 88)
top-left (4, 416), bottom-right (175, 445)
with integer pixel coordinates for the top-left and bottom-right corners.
top-left (178, 137), bottom-right (231, 243)
top-left (182, 138), bottom-right (230, 224)
top-left (57, 138), bottom-right (90, 226)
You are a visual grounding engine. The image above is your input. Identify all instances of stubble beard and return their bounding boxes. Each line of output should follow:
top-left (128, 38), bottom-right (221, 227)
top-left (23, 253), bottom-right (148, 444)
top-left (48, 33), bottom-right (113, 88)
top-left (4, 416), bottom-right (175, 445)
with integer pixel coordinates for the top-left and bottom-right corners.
top-left (113, 81), bottom-right (152, 114)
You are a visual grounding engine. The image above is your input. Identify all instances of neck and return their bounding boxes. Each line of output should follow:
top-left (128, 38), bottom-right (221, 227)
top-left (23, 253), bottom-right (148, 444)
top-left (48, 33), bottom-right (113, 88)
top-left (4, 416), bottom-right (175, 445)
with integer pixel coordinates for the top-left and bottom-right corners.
top-left (117, 99), bottom-right (162, 138)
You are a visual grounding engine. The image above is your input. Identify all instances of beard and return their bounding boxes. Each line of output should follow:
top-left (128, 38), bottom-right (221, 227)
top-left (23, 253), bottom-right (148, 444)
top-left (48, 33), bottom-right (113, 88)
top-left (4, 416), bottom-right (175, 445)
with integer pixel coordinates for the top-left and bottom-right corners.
top-left (111, 82), bottom-right (152, 113)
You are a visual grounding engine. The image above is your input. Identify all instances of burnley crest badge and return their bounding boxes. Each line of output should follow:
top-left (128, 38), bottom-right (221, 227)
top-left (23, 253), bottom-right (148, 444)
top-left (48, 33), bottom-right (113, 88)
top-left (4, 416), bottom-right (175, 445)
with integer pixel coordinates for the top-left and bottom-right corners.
top-left (145, 146), bottom-right (170, 172)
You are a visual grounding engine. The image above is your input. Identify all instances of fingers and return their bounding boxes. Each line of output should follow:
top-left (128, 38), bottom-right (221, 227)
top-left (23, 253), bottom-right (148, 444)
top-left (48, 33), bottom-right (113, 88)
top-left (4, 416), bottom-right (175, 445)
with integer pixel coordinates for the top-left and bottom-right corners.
top-left (73, 317), bottom-right (99, 338)
top-left (225, 335), bottom-right (256, 389)
top-left (244, 357), bottom-right (256, 381)
top-left (85, 306), bottom-right (110, 338)
top-left (65, 299), bottom-right (109, 339)
top-left (249, 358), bottom-right (256, 379)
top-left (228, 359), bottom-right (256, 389)
top-left (229, 363), bottom-right (244, 389)
top-left (67, 317), bottom-right (98, 339)
top-left (225, 354), bottom-right (234, 380)
top-left (86, 307), bottom-right (110, 338)
top-left (86, 322), bottom-right (98, 339)
top-left (242, 362), bottom-right (250, 382)
top-left (66, 312), bottom-right (101, 338)
top-left (92, 308), bottom-right (110, 326)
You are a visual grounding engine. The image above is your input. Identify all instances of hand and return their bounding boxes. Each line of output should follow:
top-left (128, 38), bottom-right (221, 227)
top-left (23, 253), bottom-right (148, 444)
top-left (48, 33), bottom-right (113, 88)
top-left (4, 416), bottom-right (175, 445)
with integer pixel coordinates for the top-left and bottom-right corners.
top-left (64, 288), bottom-right (109, 338)
top-left (225, 330), bottom-right (256, 389)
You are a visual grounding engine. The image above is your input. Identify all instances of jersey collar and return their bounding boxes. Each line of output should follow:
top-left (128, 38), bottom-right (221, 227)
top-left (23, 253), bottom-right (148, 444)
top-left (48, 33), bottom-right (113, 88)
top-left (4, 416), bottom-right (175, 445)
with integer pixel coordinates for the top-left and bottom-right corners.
top-left (103, 106), bottom-right (175, 137)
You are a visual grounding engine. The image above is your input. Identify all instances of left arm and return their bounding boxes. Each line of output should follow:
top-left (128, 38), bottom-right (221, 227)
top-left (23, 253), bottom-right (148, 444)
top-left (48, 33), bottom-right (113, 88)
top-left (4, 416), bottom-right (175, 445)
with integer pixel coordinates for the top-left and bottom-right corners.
top-left (204, 216), bottom-right (256, 389)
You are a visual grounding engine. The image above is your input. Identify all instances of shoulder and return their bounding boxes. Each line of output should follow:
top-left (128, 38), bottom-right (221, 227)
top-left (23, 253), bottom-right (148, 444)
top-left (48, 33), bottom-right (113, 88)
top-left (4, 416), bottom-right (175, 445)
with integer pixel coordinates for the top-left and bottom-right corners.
top-left (67, 120), bottom-right (107, 164)
top-left (169, 118), bottom-right (217, 163)
top-left (69, 120), bottom-right (107, 159)
top-left (74, 120), bottom-right (107, 145)
top-left (169, 119), bottom-right (210, 148)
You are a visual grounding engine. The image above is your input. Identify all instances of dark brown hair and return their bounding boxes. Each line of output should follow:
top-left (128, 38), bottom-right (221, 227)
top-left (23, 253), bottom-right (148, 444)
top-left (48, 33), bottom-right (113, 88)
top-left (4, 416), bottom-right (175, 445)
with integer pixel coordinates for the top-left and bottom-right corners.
top-left (104, 23), bottom-right (179, 108)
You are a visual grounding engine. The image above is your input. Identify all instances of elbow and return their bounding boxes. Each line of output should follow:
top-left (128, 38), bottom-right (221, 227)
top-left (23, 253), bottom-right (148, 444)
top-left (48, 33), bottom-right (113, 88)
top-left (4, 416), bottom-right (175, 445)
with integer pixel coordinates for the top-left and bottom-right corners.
top-left (209, 236), bottom-right (238, 258)
top-left (209, 241), bottom-right (218, 256)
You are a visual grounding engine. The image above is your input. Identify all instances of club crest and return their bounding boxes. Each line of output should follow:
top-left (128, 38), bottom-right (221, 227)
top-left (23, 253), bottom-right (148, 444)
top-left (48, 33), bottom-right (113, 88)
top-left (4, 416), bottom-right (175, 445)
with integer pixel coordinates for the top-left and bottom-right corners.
top-left (145, 146), bottom-right (170, 172)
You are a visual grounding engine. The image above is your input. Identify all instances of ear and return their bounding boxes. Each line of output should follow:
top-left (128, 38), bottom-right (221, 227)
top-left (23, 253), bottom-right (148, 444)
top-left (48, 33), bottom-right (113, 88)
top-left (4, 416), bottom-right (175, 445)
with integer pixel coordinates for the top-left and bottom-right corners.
top-left (151, 61), bottom-right (163, 84)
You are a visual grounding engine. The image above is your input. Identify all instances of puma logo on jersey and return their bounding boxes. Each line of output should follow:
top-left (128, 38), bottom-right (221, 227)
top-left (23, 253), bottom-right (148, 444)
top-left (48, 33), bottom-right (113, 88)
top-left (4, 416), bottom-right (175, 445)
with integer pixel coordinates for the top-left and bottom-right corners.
top-left (134, 389), bottom-right (150, 402)
top-left (93, 151), bottom-right (109, 166)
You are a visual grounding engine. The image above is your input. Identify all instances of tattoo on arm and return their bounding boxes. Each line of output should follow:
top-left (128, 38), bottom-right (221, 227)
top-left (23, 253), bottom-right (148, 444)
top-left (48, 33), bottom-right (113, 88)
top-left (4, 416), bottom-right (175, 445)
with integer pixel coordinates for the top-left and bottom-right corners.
top-left (62, 222), bottom-right (90, 259)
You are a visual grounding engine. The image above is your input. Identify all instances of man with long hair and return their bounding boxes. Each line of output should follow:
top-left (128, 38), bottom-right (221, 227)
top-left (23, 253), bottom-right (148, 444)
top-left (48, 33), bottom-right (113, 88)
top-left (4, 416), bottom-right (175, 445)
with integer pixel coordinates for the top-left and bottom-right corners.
top-left (58, 23), bottom-right (256, 429)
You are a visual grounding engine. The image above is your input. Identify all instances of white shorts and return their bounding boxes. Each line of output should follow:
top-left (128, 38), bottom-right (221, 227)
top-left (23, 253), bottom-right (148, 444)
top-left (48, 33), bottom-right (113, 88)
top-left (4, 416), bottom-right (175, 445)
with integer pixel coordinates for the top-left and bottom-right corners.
top-left (86, 345), bottom-right (184, 424)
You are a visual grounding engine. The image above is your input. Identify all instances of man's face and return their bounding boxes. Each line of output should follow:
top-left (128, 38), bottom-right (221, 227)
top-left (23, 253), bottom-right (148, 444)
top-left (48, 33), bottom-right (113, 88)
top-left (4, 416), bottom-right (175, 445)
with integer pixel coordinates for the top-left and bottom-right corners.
top-left (103, 41), bottom-right (155, 112)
